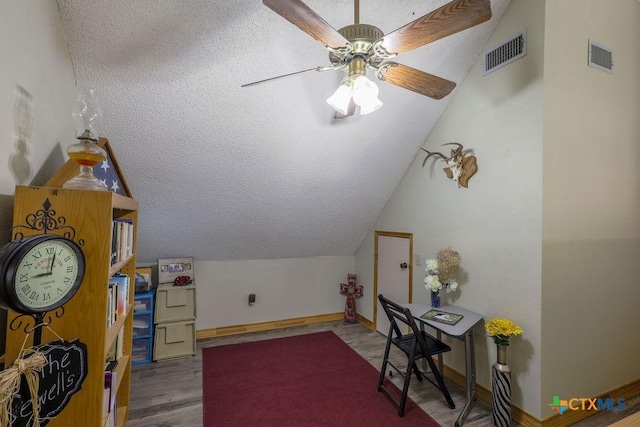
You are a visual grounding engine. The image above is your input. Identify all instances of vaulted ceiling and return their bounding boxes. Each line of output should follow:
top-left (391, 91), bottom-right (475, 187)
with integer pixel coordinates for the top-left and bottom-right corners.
top-left (57, 0), bottom-right (510, 262)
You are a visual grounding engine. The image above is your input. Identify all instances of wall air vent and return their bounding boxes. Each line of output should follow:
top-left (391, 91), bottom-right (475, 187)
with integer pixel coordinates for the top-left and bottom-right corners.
top-left (588, 40), bottom-right (613, 74)
top-left (483, 30), bottom-right (527, 76)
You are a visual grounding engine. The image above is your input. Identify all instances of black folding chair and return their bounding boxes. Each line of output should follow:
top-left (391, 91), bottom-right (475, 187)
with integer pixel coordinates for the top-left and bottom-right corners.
top-left (377, 294), bottom-right (455, 417)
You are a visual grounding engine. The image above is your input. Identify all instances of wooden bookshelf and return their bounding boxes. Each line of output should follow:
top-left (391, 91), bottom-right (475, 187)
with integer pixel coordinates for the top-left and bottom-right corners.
top-left (5, 186), bottom-right (138, 426)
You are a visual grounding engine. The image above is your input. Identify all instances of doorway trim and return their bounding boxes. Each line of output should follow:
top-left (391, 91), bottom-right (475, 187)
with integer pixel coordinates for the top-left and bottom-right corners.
top-left (373, 230), bottom-right (413, 331)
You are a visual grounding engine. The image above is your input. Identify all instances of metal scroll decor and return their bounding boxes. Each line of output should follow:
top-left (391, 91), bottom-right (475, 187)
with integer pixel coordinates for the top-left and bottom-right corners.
top-left (9, 307), bottom-right (65, 347)
top-left (11, 198), bottom-right (83, 246)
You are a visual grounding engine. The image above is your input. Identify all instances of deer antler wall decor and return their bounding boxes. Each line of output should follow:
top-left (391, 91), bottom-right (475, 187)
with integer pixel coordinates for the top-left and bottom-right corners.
top-left (421, 143), bottom-right (478, 188)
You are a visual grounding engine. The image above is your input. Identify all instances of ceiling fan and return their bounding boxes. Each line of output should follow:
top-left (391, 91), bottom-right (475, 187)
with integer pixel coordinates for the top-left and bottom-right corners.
top-left (242, 0), bottom-right (492, 117)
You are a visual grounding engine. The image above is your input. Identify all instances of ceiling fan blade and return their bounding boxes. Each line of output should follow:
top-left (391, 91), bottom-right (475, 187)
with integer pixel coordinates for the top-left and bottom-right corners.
top-left (241, 66), bottom-right (332, 88)
top-left (333, 99), bottom-right (356, 119)
top-left (379, 63), bottom-right (456, 100)
top-left (378, 0), bottom-right (492, 55)
top-left (263, 0), bottom-right (349, 49)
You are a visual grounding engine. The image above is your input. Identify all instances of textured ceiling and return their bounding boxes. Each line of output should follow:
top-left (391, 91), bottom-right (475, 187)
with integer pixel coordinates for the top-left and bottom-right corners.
top-left (57, 0), bottom-right (509, 262)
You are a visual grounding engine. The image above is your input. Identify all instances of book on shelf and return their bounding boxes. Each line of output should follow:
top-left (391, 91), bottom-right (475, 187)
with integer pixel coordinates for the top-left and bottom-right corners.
top-left (106, 339), bottom-right (117, 365)
top-left (109, 274), bottom-right (130, 319)
top-left (105, 359), bottom-right (118, 372)
top-left (111, 219), bottom-right (134, 265)
top-left (104, 369), bottom-right (117, 427)
top-left (106, 283), bottom-right (116, 328)
top-left (111, 222), bottom-right (117, 265)
top-left (106, 275), bottom-right (128, 328)
top-left (105, 328), bottom-right (125, 365)
top-left (117, 328), bottom-right (125, 359)
top-left (420, 309), bottom-right (464, 325)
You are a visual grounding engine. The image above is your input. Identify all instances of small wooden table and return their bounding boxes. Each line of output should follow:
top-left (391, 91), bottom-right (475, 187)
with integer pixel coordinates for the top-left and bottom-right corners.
top-left (401, 303), bottom-right (483, 427)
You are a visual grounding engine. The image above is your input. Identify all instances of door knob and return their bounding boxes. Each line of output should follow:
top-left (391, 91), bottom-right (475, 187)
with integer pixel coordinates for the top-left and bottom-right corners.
top-left (400, 262), bottom-right (408, 270)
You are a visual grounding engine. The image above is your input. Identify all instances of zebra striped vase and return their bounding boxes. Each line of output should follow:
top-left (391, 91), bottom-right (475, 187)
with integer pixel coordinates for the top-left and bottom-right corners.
top-left (491, 345), bottom-right (512, 427)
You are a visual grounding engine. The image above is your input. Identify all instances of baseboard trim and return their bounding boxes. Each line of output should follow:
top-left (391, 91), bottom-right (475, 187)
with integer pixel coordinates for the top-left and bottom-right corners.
top-left (196, 312), bottom-right (345, 339)
top-left (356, 313), bottom-right (374, 329)
top-left (539, 377), bottom-right (640, 427)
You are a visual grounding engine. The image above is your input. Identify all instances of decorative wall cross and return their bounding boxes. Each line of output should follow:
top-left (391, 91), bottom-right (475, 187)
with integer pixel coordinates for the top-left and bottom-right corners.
top-left (339, 274), bottom-right (363, 323)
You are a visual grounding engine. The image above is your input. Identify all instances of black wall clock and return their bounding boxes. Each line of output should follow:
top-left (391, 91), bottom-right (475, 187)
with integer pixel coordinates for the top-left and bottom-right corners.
top-left (0, 234), bottom-right (85, 314)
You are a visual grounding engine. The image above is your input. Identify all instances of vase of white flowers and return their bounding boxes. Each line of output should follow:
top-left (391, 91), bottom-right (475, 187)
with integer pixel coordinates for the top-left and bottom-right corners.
top-left (424, 248), bottom-right (461, 307)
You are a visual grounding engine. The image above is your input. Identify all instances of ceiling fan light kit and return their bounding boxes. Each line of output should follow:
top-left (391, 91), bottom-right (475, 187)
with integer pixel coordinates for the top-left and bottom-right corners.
top-left (327, 74), bottom-right (383, 116)
top-left (248, 0), bottom-right (492, 118)
top-left (351, 75), bottom-right (382, 115)
top-left (327, 49), bottom-right (383, 115)
top-left (326, 83), bottom-right (353, 115)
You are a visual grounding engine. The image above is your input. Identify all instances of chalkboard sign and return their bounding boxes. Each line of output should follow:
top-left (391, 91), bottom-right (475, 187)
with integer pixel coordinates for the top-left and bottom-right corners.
top-left (10, 340), bottom-right (88, 427)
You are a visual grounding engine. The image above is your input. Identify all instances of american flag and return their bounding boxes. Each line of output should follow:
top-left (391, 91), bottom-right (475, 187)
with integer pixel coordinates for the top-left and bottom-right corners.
top-left (92, 151), bottom-right (127, 196)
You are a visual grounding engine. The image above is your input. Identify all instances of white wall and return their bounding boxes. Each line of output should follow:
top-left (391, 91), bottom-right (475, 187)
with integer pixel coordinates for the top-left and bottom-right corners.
top-left (195, 256), bottom-right (355, 330)
top-left (0, 1), bottom-right (77, 198)
top-left (355, 0), bottom-right (544, 418)
top-left (0, 1), bottom-right (77, 353)
top-left (541, 0), bottom-right (640, 418)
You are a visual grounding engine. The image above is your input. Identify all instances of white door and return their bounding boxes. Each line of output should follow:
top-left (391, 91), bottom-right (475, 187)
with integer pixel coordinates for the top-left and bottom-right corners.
top-left (375, 232), bottom-right (412, 336)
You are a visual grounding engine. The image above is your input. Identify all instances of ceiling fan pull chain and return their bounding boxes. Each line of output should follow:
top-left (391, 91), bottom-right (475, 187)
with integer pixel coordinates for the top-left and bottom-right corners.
top-left (318, 65), bottom-right (341, 72)
top-left (241, 65), bottom-right (338, 88)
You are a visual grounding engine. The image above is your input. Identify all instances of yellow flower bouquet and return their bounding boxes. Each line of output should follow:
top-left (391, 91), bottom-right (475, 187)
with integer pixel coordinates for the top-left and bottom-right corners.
top-left (485, 318), bottom-right (523, 346)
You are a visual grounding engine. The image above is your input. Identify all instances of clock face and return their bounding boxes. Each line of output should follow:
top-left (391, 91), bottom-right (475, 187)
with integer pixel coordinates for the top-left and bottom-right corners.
top-left (1, 235), bottom-right (86, 314)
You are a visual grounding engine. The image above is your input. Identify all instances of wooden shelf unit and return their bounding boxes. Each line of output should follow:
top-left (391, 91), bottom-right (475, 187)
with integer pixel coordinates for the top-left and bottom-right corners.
top-left (5, 186), bottom-right (138, 427)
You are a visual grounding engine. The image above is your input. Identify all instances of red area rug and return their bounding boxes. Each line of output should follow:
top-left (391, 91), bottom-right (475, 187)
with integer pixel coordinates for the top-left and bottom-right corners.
top-left (202, 331), bottom-right (440, 426)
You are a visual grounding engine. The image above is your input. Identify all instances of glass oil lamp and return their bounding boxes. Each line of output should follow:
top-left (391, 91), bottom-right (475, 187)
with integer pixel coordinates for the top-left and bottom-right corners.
top-left (63, 87), bottom-right (108, 191)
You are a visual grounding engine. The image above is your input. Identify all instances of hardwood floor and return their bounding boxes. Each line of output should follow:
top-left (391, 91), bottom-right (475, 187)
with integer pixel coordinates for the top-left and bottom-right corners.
top-left (125, 321), bottom-right (634, 426)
